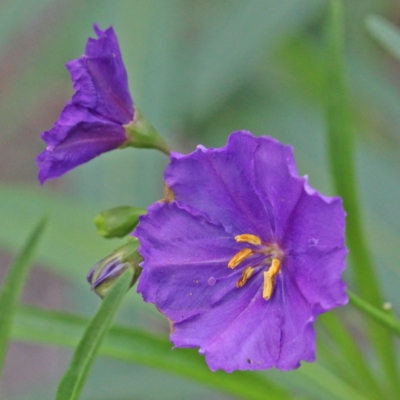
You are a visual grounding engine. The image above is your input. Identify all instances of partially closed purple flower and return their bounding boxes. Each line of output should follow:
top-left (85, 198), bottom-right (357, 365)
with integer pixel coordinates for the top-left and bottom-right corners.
top-left (135, 131), bottom-right (347, 372)
top-left (37, 24), bottom-right (133, 184)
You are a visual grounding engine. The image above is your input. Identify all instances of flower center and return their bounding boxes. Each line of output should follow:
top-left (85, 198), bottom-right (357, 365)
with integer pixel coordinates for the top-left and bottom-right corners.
top-left (227, 234), bottom-right (284, 301)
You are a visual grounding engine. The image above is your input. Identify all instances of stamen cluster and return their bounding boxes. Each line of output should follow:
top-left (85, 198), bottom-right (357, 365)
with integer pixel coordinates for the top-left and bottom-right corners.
top-left (229, 234), bottom-right (283, 300)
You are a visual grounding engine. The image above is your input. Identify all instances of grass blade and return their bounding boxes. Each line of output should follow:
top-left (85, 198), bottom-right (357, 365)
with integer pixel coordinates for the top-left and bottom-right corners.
top-left (0, 216), bottom-right (47, 378)
top-left (318, 312), bottom-right (381, 398)
top-left (323, 1), bottom-right (399, 395)
top-left (298, 363), bottom-right (369, 400)
top-left (55, 268), bottom-right (133, 400)
top-left (13, 305), bottom-right (289, 400)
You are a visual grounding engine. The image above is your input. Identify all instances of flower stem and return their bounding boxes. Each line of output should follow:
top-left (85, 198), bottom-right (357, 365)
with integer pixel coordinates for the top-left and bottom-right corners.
top-left (123, 108), bottom-right (171, 156)
top-left (348, 290), bottom-right (400, 337)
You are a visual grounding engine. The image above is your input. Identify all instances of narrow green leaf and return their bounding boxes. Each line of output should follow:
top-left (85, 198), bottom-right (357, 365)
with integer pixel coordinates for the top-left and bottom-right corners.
top-left (298, 363), bottom-right (370, 400)
top-left (366, 15), bottom-right (400, 61)
top-left (12, 306), bottom-right (289, 400)
top-left (325, 0), bottom-right (379, 306)
top-left (318, 312), bottom-right (381, 398)
top-left (324, 1), bottom-right (399, 395)
top-left (0, 216), bottom-right (47, 378)
top-left (56, 269), bottom-right (133, 400)
top-left (348, 291), bottom-right (400, 336)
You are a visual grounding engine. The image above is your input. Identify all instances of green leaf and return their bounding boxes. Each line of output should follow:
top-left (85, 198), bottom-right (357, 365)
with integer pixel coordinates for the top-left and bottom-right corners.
top-left (0, 216), bottom-right (47, 378)
top-left (298, 363), bottom-right (370, 400)
top-left (12, 306), bottom-right (289, 400)
top-left (325, 0), bottom-right (378, 304)
top-left (55, 268), bottom-right (133, 400)
top-left (366, 15), bottom-right (400, 61)
top-left (348, 291), bottom-right (400, 337)
top-left (324, 1), bottom-right (399, 395)
top-left (318, 312), bottom-right (381, 398)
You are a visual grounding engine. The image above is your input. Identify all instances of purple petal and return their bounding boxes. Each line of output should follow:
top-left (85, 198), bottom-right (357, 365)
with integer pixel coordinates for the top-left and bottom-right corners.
top-left (165, 131), bottom-right (275, 240)
top-left (37, 104), bottom-right (126, 183)
top-left (136, 202), bottom-right (246, 322)
top-left (171, 269), bottom-right (315, 372)
top-left (251, 135), bottom-right (304, 239)
top-left (67, 24), bottom-right (133, 124)
top-left (283, 184), bottom-right (348, 312)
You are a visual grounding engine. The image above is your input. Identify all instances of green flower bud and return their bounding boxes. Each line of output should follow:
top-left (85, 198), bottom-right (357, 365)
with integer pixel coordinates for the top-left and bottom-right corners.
top-left (94, 206), bottom-right (146, 238)
top-left (123, 108), bottom-right (170, 155)
top-left (87, 239), bottom-right (142, 298)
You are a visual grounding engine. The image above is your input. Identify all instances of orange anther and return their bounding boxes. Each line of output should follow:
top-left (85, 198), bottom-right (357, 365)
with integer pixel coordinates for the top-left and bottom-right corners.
top-left (262, 259), bottom-right (281, 300)
top-left (236, 266), bottom-right (255, 288)
top-left (228, 248), bottom-right (253, 269)
top-left (235, 234), bottom-right (262, 246)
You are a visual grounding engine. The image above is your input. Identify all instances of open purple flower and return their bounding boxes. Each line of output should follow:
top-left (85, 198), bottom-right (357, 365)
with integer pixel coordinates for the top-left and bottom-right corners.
top-left (37, 24), bottom-right (133, 184)
top-left (135, 131), bottom-right (347, 372)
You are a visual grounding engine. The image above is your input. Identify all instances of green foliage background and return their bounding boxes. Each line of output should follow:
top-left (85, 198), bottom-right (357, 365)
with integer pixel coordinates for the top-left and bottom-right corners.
top-left (1, 1), bottom-right (400, 399)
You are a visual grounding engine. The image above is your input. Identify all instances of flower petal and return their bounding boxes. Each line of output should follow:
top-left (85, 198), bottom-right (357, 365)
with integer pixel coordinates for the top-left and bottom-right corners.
top-left (165, 131), bottom-right (274, 240)
top-left (283, 184), bottom-right (348, 311)
top-left (171, 270), bottom-right (315, 372)
top-left (67, 24), bottom-right (133, 124)
top-left (251, 134), bottom-right (305, 239)
top-left (136, 202), bottom-right (246, 322)
top-left (37, 104), bottom-right (126, 183)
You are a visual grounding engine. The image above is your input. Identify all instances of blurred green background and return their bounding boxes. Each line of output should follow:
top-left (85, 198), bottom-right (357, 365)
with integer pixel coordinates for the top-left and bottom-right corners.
top-left (1, 0), bottom-right (400, 399)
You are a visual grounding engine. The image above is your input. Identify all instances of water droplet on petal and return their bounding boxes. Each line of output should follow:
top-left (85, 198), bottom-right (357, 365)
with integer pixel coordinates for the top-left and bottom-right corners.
top-left (208, 276), bottom-right (216, 286)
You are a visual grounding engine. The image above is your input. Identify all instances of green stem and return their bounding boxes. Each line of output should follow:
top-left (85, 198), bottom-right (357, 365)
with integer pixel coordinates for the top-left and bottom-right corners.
top-left (324, 0), bottom-right (398, 393)
top-left (123, 108), bottom-right (171, 156)
top-left (348, 290), bottom-right (400, 336)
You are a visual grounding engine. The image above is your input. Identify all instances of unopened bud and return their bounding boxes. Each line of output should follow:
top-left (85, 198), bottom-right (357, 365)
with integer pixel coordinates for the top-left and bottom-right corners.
top-left (94, 206), bottom-right (145, 238)
top-left (123, 108), bottom-right (170, 156)
top-left (87, 239), bottom-right (142, 298)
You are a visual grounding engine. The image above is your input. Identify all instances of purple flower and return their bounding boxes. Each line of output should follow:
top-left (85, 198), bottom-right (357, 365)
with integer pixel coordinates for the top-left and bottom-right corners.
top-left (37, 24), bottom-right (133, 184)
top-left (135, 131), bottom-right (347, 372)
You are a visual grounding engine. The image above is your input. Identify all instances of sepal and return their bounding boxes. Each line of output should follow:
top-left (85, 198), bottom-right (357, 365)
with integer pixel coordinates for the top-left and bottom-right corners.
top-left (123, 108), bottom-right (170, 155)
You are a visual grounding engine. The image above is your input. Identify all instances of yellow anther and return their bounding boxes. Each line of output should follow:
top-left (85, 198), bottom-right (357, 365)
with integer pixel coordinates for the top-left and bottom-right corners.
top-left (228, 248), bottom-right (253, 269)
top-left (269, 258), bottom-right (281, 275)
top-left (236, 266), bottom-right (255, 288)
top-left (235, 234), bottom-right (262, 246)
top-left (262, 258), bottom-right (281, 300)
